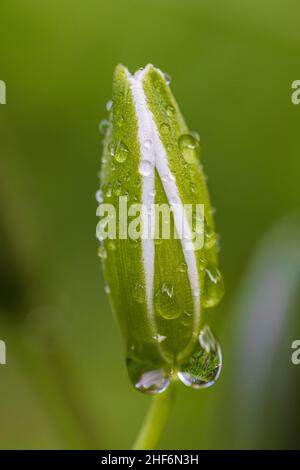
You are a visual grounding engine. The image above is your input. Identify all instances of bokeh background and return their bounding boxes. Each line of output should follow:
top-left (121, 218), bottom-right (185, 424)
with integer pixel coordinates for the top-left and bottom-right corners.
top-left (1, 0), bottom-right (300, 449)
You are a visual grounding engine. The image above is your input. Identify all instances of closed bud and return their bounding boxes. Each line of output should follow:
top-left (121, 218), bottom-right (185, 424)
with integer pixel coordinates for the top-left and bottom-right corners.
top-left (97, 64), bottom-right (224, 394)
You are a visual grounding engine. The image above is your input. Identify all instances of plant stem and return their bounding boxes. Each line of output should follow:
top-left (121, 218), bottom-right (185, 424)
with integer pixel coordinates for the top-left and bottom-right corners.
top-left (132, 382), bottom-right (176, 450)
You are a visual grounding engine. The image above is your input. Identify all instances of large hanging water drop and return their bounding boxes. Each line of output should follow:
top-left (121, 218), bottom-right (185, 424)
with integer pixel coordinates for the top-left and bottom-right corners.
top-left (177, 326), bottom-right (222, 388)
top-left (126, 358), bottom-right (172, 394)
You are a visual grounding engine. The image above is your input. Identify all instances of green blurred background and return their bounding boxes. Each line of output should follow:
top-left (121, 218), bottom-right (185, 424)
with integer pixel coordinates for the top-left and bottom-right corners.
top-left (1, 0), bottom-right (300, 449)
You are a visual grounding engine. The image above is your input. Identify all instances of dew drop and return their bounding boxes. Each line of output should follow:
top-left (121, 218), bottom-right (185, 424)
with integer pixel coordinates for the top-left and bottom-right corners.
top-left (95, 189), bottom-right (103, 203)
top-left (177, 325), bottom-right (222, 389)
top-left (199, 256), bottom-right (207, 271)
top-left (104, 285), bottom-right (111, 294)
top-left (99, 119), bottom-right (109, 135)
top-left (126, 358), bottom-right (171, 394)
top-left (176, 261), bottom-right (187, 273)
top-left (116, 115), bottom-right (124, 128)
top-left (106, 99), bottom-right (113, 111)
top-left (115, 141), bottom-right (129, 163)
top-left (108, 142), bottom-right (115, 157)
top-left (113, 180), bottom-right (122, 196)
top-left (160, 123), bottom-right (170, 135)
top-left (97, 245), bottom-right (107, 259)
top-left (130, 238), bottom-right (139, 249)
top-left (133, 283), bottom-right (145, 303)
top-left (164, 72), bottom-right (171, 85)
top-left (166, 105), bottom-right (175, 116)
top-left (178, 134), bottom-right (199, 164)
top-left (104, 183), bottom-right (112, 198)
top-left (169, 196), bottom-right (178, 205)
top-left (107, 239), bottom-right (116, 251)
top-left (139, 160), bottom-right (153, 177)
top-left (152, 334), bottom-right (167, 343)
top-left (193, 288), bottom-right (200, 298)
top-left (191, 130), bottom-right (200, 142)
top-left (143, 139), bottom-right (152, 149)
top-left (155, 283), bottom-right (180, 320)
top-left (204, 221), bottom-right (217, 250)
top-left (202, 264), bottom-right (224, 308)
top-left (124, 171), bottom-right (131, 182)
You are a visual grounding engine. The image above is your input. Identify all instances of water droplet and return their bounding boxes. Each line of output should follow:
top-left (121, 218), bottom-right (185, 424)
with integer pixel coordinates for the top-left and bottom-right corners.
top-left (126, 358), bottom-right (171, 394)
top-left (155, 283), bottom-right (180, 320)
top-left (204, 221), bottom-right (217, 250)
top-left (191, 130), bottom-right (200, 142)
top-left (182, 311), bottom-right (192, 327)
top-left (116, 115), bottom-right (124, 128)
top-left (104, 183), bottom-right (112, 198)
top-left (115, 141), bottom-right (129, 163)
top-left (130, 238), bottom-right (139, 249)
top-left (160, 123), bottom-right (170, 135)
top-left (164, 72), bottom-right (171, 85)
top-left (104, 285), bottom-right (111, 294)
top-left (143, 139), bottom-right (152, 149)
top-left (108, 142), bottom-right (115, 157)
top-left (177, 261), bottom-right (187, 273)
top-left (95, 189), bottom-right (103, 203)
top-left (97, 245), bottom-right (107, 259)
top-left (166, 105), bottom-right (175, 116)
top-left (139, 160), bottom-right (153, 177)
top-left (202, 264), bottom-right (224, 308)
top-left (178, 134), bottom-right (199, 164)
top-left (124, 171), bottom-right (131, 182)
top-left (199, 256), bottom-right (207, 271)
top-left (153, 334), bottom-right (167, 343)
top-left (177, 325), bottom-right (222, 389)
top-left (169, 196), bottom-right (178, 205)
top-left (107, 239), bottom-right (116, 251)
top-left (134, 178), bottom-right (142, 189)
top-left (190, 183), bottom-right (196, 193)
top-left (193, 288), bottom-right (200, 298)
top-left (99, 119), bottom-right (109, 135)
top-left (133, 283), bottom-right (145, 303)
top-left (106, 99), bottom-right (113, 111)
top-left (113, 180), bottom-right (122, 196)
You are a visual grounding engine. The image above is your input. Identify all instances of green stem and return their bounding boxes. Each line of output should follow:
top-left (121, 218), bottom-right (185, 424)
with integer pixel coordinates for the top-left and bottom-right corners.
top-left (132, 382), bottom-right (176, 450)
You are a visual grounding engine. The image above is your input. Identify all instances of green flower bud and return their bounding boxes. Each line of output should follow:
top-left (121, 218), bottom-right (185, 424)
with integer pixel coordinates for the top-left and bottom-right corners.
top-left (97, 64), bottom-right (224, 394)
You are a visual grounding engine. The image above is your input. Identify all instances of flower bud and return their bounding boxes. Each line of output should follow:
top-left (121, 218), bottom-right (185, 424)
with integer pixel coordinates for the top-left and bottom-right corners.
top-left (97, 64), bottom-right (224, 394)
